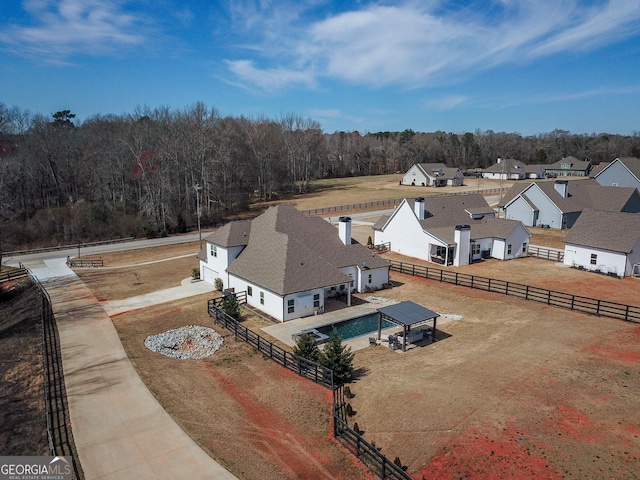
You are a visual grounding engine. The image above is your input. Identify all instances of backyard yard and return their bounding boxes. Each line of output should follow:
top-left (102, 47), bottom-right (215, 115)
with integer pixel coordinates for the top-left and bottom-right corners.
top-left (75, 240), bottom-right (640, 479)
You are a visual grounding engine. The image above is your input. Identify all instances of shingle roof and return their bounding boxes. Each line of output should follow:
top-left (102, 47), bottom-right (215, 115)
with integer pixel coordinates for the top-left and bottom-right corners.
top-left (563, 209), bottom-right (640, 253)
top-left (499, 178), bottom-right (639, 213)
top-left (483, 159), bottom-right (526, 174)
top-left (203, 220), bottom-right (252, 247)
top-left (416, 163), bottom-right (460, 180)
top-left (396, 195), bottom-right (524, 244)
top-left (594, 157), bottom-right (640, 182)
top-left (618, 157), bottom-right (640, 180)
top-left (409, 194), bottom-right (495, 228)
top-left (546, 156), bottom-right (591, 172)
top-left (423, 217), bottom-right (525, 245)
top-left (372, 215), bottom-right (390, 230)
top-left (225, 204), bottom-right (389, 295)
top-left (589, 162), bottom-right (610, 178)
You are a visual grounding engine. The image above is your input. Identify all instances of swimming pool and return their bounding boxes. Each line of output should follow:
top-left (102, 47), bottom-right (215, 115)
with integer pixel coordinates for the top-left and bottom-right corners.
top-left (317, 313), bottom-right (394, 340)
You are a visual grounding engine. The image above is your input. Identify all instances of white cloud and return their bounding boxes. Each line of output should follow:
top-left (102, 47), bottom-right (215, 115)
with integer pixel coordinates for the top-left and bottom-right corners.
top-left (0, 0), bottom-right (149, 62)
top-left (426, 95), bottom-right (467, 111)
top-left (225, 59), bottom-right (316, 91)
top-left (224, 0), bottom-right (640, 91)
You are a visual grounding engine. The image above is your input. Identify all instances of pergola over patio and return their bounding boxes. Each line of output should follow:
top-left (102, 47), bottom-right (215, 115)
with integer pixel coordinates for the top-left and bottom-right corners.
top-left (377, 301), bottom-right (439, 352)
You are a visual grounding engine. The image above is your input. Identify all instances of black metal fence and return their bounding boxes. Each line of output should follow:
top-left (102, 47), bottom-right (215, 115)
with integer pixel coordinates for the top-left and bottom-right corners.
top-left (302, 187), bottom-right (509, 216)
top-left (389, 260), bottom-right (640, 323)
top-left (5, 237), bottom-right (135, 256)
top-left (66, 259), bottom-right (104, 268)
top-left (207, 298), bottom-right (334, 388)
top-left (208, 298), bottom-right (411, 479)
top-left (332, 387), bottom-right (411, 480)
top-left (25, 270), bottom-right (84, 480)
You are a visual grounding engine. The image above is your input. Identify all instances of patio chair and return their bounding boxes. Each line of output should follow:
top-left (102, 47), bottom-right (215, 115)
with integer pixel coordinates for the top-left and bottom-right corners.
top-left (369, 337), bottom-right (378, 347)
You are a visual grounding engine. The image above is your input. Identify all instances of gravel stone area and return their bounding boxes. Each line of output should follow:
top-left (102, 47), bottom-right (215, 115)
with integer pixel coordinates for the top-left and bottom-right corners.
top-left (144, 325), bottom-right (223, 359)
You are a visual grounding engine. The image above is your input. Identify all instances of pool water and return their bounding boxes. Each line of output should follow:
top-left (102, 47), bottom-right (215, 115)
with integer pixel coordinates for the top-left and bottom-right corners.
top-left (317, 313), bottom-right (394, 340)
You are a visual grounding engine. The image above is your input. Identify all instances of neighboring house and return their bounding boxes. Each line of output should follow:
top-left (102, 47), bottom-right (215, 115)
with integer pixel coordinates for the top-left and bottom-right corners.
top-left (401, 163), bottom-right (464, 187)
top-left (197, 204), bottom-right (390, 322)
top-left (591, 157), bottom-right (640, 190)
top-left (544, 156), bottom-right (592, 177)
top-left (373, 195), bottom-right (531, 266)
top-left (563, 209), bottom-right (640, 277)
top-left (499, 179), bottom-right (640, 229)
top-left (524, 164), bottom-right (546, 179)
top-left (482, 158), bottom-right (527, 180)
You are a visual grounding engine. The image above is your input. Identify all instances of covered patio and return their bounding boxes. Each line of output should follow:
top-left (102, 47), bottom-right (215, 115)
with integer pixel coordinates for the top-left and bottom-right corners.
top-left (376, 301), bottom-right (439, 352)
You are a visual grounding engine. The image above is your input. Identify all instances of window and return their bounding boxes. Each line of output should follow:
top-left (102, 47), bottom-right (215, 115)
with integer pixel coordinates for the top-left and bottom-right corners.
top-left (313, 294), bottom-right (320, 308)
top-left (247, 286), bottom-right (252, 296)
top-left (260, 292), bottom-right (264, 305)
top-left (287, 299), bottom-right (294, 314)
top-left (590, 254), bottom-right (597, 265)
top-left (368, 274), bottom-right (372, 284)
top-left (435, 246), bottom-right (446, 257)
top-left (472, 243), bottom-right (481, 256)
top-left (522, 242), bottom-right (527, 253)
top-left (507, 244), bottom-right (512, 255)
top-left (210, 244), bottom-right (217, 257)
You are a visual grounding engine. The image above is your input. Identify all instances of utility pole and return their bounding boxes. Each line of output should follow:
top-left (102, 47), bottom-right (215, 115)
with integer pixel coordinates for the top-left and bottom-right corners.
top-left (194, 184), bottom-right (202, 250)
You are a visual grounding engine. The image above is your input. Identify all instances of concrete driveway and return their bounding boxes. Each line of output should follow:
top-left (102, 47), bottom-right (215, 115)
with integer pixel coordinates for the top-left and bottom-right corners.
top-left (25, 258), bottom-right (237, 480)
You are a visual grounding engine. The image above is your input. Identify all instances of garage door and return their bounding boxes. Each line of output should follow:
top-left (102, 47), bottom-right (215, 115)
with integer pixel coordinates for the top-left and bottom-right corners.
top-left (202, 266), bottom-right (218, 285)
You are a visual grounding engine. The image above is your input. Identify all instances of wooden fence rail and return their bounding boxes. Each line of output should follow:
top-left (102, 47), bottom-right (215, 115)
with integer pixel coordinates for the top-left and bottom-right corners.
top-left (527, 245), bottom-right (564, 262)
top-left (0, 268), bottom-right (29, 283)
top-left (389, 260), bottom-right (640, 323)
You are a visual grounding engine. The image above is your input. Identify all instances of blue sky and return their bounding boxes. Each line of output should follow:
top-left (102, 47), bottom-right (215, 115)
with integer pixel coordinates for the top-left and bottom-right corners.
top-left (1, 0), bottom-right (639, 135)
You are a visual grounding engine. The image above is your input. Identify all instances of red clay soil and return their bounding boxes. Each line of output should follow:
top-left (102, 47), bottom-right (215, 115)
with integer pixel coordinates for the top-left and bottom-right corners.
top-left (414, 319), bottom-right (640, 480)
top-left (202, 362), bottom-right (370, 480)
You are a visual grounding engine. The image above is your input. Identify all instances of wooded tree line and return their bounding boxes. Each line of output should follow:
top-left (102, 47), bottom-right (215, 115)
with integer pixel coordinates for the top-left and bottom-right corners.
top-left (1, 101), bottom-right (639, 251)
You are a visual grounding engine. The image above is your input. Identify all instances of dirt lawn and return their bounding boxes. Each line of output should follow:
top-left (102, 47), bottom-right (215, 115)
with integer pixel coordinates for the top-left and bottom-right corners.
top-left (72, 176), bottom-right (640, 479)
top-left (111, 295), bottom-right (370, 480)
top-left (347, 266), bottom-right (640, 479)
top-left (79, 243), bottom-right (640, 479)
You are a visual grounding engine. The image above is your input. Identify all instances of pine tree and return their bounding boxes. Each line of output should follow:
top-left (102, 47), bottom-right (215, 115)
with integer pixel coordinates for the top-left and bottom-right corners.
top-left (221, 293), bottom-right (240, 320)
top-left (320, 327), bottom-right (354, 385)
top-left (292, 333), bottom-right (321, 362)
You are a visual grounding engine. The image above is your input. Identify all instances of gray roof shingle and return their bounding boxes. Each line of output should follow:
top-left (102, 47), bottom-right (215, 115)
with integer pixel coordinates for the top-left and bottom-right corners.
top-left (499, 179), bottom-right (639, 213)
top-left (563, 210), bottom-right (640, 253)
top-left (224, 205), bottom-right (389, 295)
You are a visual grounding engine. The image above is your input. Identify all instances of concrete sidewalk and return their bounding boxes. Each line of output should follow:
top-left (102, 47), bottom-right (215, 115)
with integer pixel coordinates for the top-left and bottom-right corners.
top-left (34, 258), bottom-right (236, 480)
top-left (102, 278), bottom-right (214, 316)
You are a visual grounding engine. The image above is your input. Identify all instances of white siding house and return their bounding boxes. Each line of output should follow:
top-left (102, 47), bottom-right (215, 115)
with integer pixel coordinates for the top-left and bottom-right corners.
top-left (199, 205), bottom-right (390, 321)
top-left (563, 210), bottom-right (640, 277)
top-left (402, 163), bottom-right (464, 187)
top-left (374, 195), bottom-right (531, 266)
